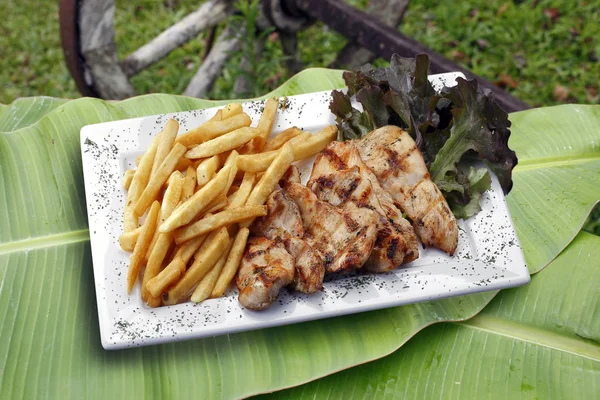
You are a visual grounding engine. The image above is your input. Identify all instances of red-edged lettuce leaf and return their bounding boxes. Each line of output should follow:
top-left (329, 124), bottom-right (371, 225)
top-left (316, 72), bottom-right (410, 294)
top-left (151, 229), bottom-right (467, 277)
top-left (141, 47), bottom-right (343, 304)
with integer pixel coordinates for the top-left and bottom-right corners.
top-left (329, 54), bottom-right (518, 219)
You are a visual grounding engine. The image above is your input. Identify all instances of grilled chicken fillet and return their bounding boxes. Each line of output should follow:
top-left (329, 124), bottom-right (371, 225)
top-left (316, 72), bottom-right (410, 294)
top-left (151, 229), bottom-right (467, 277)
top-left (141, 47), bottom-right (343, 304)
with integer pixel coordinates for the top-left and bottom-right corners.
top-left (355, 126), bottom-right (458, 255)
top-left (237, 236), bottom-right (295, 310)
top-left (250, 187), bottom-right (324, 294)
top-left (285, 181), bottom-right (378, 274)
top-left (309, 141), bottom-right (419, 271)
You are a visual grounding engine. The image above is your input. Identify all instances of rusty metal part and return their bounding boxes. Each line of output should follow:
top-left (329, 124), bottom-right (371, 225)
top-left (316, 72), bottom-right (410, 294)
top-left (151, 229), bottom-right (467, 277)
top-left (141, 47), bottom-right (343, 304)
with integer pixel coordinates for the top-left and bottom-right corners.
top-left (263, 0), bottom-right (312, 33)
top-left (287, 0), bottom-right (530, 112)
top-left (59, 0), bottom-right (99, 97)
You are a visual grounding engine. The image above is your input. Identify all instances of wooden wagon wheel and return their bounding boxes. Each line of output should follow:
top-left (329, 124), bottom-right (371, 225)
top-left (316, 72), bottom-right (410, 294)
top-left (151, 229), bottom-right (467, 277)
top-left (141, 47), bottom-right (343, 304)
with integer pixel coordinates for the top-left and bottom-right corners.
top-left (59, 0), bottom-right (411, 100)
top-left (59, 0), bottom-right (239, 99)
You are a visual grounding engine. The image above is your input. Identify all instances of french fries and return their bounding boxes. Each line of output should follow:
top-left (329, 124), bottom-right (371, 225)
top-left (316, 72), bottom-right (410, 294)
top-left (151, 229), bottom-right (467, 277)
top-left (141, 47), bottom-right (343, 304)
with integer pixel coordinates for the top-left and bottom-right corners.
top-left (127, 201), bottom-right (160, 293)
top-left (236, 125), bottom-right (336, 173)
top-left (160, 164), bottom-right (231, 233)
top-left (181, 165), bottom-right (196, 200)
top-left (146, 257), bottom-right (186, 298)
top-left (173, 205), bottom-right (267, 244)
top-left (254, 97), bottom-right (279, 151)
top-left (121, 101), bottom-right (335, 307)
top-left (221, 103), bottom-right (242, 119)
top-left (124, 134), bottom-right (160, 232)
top-left (191, 239), bottom-right (234, 303)
top-left (246, 143), bottom-right (294, 207)
top-left (227, 173), bottom-right (255, 209)
top-left (291, 125), bottom-right (337, 160)
top-left (122, 169), bottom-right (134, 190)
top-left (141, 171), bottom-right (185, 301)
top-left (134, 142), bottom-right (186, 215)
top-left (175, 113), bottom-right (252, 147)
top-left (164, 228), bottom-right (230, 305)
top-left (174, 157), bottom-right (192, 172)
top-left (152, 119), bottom-right (179, 176)
top-left (119, 226), bottom-right (141, 251)
top-left (236, 151), bottom-right (277, 173)
top-left (264, 127), bottom-right (302, 152)
top-left (196, 155), bottom-right (220, 187)
top-left (185, 127), bottom-right (261, 159)
top-left (204, 194), bottom-right (229, 214)
top-left (211, 227), bottom-right (249, 298)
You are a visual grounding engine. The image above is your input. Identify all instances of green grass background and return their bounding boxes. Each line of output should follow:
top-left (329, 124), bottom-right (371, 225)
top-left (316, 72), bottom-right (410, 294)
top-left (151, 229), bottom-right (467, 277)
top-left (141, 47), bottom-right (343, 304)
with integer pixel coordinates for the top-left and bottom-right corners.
top-left (1, 0), bottom-right (598, 232)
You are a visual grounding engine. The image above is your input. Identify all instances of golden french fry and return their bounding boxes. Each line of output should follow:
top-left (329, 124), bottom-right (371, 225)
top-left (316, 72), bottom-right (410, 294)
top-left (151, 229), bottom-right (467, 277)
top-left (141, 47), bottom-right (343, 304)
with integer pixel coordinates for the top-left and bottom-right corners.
top-left (263, 127), bottom-right (302, 152)
top-left (181, 165), bottom-right (196, 200)
top-left (146, 257), bottom-right (186, 298)
top-left (174, 234), bottom-right (207, 264)
top-left (142, 171), bottom-right (185, 300)
top-left (289, 131), bottom-right (311, 144)
top-left (134, 143), bottom-right (187, 216)
top-left (223, 150), bottom-right (239, 194)
top-left (209, 109), bottom-right (223, 122)
top-left (226, 172), bottom-right (255, 209)
top-left (236, 151), bottom-right (277, 173)
top-left (151, 119), bottom-right (179, 176)
top-left (246, 143), bottom-right (294, 207)
top-left (204, 194), bottom-right (229, 214)
top-left (175, 113), bottom-right (252, 147)
top-left (164, 228), bottom-right (230, 305)
top-left (124, 135), bottom-right (160, 232)
top-left (196, 155), bottom-right (220, 187)
top-left (174, 157), bottom-right (192, 172)
top-left (235, 126), bottom-right (336, 173)
top-left (118, 226), bottom-right (141, 251)
top-left (127, 201), bottom-right (160, 293)
top-left (221, 103), bottom-right (243, 119)
top-left (255, 97), bottom-right (279, 149)
top-left (143, 233), bottom-right (173, 299)
top-left (122, 169), bottom-right (135, 190)
top-left (239, 143), bottom-right (294, 228)
top-left (159, 164), bottom-right (232, 233)
top-left (147, 295), bottom-right (162, 308)
top-left (185, 127), bottom-right (261, 159)
top-left (174, 205), bottom-right (266, 244)
top-left (291, 125), bottom-right (337, 160)
top-left (135, 154), bottom-right (143, 166)
top-left (160, 171), bottom-right (185, 221)
top-left (211, 227), bottom-right (250, 298)
top-left (191, 240), bottom-right (234, 303)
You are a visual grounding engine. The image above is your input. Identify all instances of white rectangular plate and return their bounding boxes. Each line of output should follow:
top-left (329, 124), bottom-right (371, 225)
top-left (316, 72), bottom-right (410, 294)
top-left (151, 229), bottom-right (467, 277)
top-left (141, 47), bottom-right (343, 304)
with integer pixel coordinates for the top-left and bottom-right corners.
top-left (81, 73), bottom-right (529, 350)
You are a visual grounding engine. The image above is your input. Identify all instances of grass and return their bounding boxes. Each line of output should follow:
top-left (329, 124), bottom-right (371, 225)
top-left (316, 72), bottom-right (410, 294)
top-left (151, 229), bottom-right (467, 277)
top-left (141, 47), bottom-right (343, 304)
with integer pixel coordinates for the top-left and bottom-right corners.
top-left (1, 0), bottom-right (598, 233)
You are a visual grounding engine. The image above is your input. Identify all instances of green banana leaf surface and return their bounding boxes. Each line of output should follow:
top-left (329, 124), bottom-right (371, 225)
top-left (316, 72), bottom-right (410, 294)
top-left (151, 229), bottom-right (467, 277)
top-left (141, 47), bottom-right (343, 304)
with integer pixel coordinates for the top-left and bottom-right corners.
top-left (1, 69), bottom-right (599, 399)
top-left (265, 231), bottom-right (600, 399)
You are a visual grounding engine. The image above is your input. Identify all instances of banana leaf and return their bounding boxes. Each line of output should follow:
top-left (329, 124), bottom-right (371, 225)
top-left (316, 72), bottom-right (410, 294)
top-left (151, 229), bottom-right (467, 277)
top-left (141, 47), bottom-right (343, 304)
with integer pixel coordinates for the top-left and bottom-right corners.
top-left (265, 231), bottom-right (600, 399)
top-left (1, 69), bottom-right (599, 399)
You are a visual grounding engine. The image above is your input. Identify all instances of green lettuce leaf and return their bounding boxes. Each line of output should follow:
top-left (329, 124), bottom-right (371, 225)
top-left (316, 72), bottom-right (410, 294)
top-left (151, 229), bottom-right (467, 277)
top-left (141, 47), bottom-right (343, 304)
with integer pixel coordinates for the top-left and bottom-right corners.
top-left (329, 54), bottom-right (518, 219)
top-left (447, 166), bottom-right (492, 219)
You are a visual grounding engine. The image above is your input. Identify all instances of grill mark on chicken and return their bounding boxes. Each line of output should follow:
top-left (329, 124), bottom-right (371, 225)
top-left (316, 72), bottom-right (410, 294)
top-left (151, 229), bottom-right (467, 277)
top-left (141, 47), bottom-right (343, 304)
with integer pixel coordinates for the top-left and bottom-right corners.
top-left (245, 248), bottom-right (266, 260)
top-left (383, 145), bottom-right (418, 176)
top-left (308, 141), bottom-right (419, 272)
top-left (237, 236), bottom-right (295, 310)
top-left (285, 181), bottom-right (378, 274)
top-left (355, 126), bottom-right (458, 255)
top-left (250, 186), bottom-right (325, 295)
top-left (321, 147), bottom-right (348, 170)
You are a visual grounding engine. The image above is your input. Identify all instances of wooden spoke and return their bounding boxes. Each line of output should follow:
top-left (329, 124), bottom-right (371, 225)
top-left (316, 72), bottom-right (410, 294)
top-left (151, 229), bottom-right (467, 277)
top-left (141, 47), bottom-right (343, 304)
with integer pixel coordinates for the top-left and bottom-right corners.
top-left (120, 0), bottom-right (234, 77)
top-left (183, 26), bottom-right (242, 98)
top-left (79, 0), bottom-right (136, 99)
